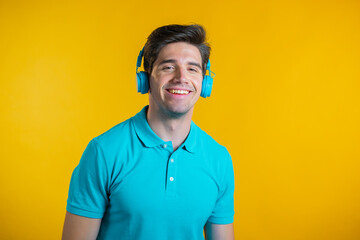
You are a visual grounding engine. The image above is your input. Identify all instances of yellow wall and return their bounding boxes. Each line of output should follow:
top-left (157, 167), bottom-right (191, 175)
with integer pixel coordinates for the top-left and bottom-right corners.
top-left (1, 0), bottom-right (359, 239)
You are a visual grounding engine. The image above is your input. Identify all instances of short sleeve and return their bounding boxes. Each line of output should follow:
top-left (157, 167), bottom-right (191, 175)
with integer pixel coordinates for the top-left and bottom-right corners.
top-left (66, 139), bottom-right (109, 218)
top-left (207, 149), bottom-right (235, 224)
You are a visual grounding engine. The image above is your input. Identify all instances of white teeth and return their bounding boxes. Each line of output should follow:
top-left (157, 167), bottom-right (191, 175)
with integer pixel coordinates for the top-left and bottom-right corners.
top-left (169, 89), bottom-right (189, 94)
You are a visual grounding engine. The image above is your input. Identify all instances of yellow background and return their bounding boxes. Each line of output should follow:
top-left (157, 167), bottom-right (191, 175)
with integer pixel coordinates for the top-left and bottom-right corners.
top-left (1, 0), bottom-right (359, 239)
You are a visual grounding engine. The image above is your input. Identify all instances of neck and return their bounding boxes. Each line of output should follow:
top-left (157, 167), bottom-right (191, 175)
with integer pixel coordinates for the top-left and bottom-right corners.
top-left (146, 106), bottom-right (193, 151)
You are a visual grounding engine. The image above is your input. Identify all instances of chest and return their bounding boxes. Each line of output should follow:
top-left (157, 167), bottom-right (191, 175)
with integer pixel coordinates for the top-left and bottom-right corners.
top-left (106, 147), bottom-right (220, 223)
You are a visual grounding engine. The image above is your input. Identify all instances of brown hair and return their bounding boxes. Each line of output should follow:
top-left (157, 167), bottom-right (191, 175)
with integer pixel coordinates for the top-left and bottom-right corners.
top-left (143, 24), bottom-right (211, 76)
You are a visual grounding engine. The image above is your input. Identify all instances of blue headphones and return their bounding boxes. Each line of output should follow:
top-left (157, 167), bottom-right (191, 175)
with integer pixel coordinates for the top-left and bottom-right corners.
top-left (136, 47), bottom-right (215, 98)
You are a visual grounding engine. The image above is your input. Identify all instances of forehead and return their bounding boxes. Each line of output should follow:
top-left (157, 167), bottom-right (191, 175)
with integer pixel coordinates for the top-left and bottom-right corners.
top-left (154, 42), bottom-right (202, 65)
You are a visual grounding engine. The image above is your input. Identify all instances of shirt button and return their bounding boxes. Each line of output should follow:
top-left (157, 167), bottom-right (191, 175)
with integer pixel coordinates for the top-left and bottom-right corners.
top-left (170, 158), bottom-right (174, 163)
top-left (163, 144), bottom-right (167, 148)
top-left (169, 177), bottom-right (174, 182)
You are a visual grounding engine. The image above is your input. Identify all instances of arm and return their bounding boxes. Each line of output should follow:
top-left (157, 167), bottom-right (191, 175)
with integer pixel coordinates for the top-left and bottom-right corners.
top-left (204, 222), bottom-right (235, 240)
top-left (62, 211), bottom-right (102, 240)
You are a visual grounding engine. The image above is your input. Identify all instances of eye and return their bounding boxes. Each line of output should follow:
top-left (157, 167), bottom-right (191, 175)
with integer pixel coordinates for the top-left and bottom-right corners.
top-left (188, 66), bottom-right (200, 73)
top-left (161, 65), bottom-right (175, 71)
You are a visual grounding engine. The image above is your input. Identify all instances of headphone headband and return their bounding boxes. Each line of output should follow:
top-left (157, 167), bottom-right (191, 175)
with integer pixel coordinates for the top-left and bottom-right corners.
top-left (136, 48), bottom-right (144, 69)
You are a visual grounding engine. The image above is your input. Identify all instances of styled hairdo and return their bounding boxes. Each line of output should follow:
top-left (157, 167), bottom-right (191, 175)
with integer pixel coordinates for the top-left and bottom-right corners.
top-left (143, 24), bottom-right (211, 76)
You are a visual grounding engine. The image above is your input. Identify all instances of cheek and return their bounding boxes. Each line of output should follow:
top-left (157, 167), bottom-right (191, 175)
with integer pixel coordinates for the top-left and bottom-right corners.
top-left (148, 76), bottom-right (159, 92)
top-left (149, 78), bottom-right (164, 96)
top-left (150, 74), bottom-right (166, 89)
top-left (195, 78), bottom-right (203, 91)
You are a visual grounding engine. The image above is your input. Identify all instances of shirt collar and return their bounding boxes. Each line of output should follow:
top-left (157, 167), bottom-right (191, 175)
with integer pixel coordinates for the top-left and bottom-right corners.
top-left (132, 106), bottom-right (197, 153)
top-left (132, 106), bottom-right (164, 148)
top-left (182, 121), bottom-right (196, 153)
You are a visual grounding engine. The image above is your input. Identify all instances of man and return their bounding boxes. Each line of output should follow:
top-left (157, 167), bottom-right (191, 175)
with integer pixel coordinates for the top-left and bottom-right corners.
top-left (62, 24), bottom-right (235, 240)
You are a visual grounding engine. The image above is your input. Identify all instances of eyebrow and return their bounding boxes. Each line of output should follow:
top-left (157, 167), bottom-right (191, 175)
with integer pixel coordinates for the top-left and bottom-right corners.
top-left (158, 59), bottom-right (202, 69)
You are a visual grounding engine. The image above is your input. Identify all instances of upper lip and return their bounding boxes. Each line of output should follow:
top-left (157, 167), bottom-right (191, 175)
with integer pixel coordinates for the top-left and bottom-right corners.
top-left (165, 85), bottom-right (194, 92)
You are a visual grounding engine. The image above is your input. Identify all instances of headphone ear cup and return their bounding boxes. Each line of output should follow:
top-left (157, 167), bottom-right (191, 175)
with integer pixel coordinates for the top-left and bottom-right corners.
top-left (136, 71), bottom-right (149, 94)
top-left (201, 75), bottom-right (213, 98)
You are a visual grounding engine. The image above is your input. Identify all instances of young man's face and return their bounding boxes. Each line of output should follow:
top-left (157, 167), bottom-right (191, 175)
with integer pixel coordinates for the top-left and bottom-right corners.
top-left (149, 42), bottom-right (203, 118)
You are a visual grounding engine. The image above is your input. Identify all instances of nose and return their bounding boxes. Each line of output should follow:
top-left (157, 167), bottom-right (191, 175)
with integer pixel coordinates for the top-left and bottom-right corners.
top-left (174, 66), bottom-right (188, 83)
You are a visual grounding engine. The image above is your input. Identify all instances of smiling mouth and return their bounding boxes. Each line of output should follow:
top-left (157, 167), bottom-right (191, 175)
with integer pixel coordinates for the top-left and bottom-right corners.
top-left (167, 89), bottom-right (190, 95)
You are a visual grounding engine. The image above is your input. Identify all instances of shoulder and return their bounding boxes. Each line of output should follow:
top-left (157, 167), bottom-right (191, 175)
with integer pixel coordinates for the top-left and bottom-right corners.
top-left (91, 107), bottom-right (147, 151)
top-left (192, 122), bottom-right (231, 158)
top-left (83, 116), bottom-right (137, 165)
top-left (77, 116), bottom-right (140, 179)
top-left (191, 123), bottom-right (234, 189)
top-left (190, 122), bottom-right (233, 176)
top-left (94, 118), bottom-right (133, 146)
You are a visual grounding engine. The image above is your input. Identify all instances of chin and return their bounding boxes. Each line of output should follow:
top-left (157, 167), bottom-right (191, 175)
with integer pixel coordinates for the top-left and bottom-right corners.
top-left (164, 106), bottom-right (194, 119)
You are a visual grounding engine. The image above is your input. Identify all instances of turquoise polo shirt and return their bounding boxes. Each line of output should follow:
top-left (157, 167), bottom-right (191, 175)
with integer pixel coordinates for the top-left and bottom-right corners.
top-left (67, 106), bottom-right (234, 240)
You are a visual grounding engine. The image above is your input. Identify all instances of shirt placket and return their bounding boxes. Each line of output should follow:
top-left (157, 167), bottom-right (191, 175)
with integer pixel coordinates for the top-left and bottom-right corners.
top-left (161, 142), bottom-right (177, 199)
